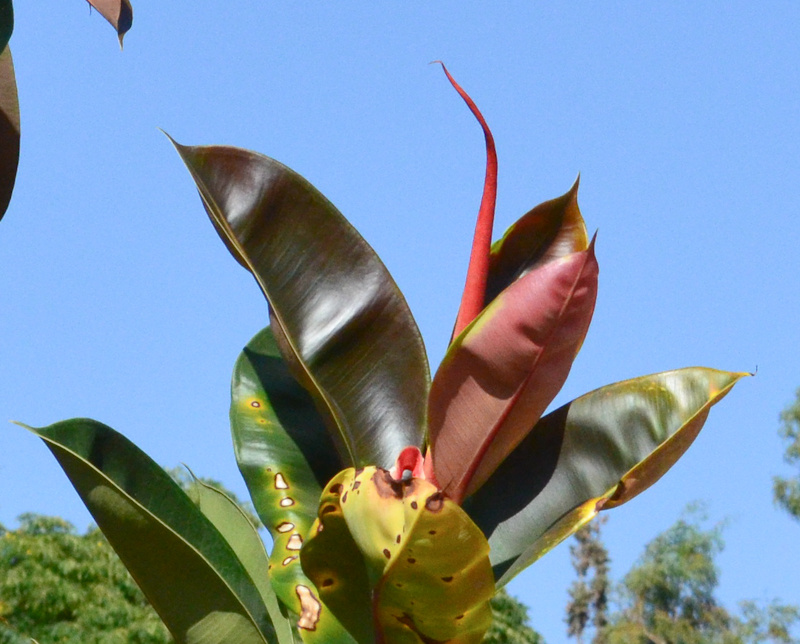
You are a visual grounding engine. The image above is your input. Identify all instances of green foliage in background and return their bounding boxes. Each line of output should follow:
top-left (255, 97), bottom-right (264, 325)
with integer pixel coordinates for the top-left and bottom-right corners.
top-left (774, 389), bottom-right (800, 522)
top-left (596, 510), bottom-right (800, 644)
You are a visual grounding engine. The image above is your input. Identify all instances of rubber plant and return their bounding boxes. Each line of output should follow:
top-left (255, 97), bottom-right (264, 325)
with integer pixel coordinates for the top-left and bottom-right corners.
top-left (20, 65), bottom-right (745, 644)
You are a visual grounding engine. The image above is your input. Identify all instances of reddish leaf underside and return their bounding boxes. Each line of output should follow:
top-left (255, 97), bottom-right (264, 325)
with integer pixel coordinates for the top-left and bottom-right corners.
top-left (436, 62), bottom-right (498, 341)
top-left (87, 0), bottom-right (133, 46)
top-left (428, 242), bottom-right (599, 504)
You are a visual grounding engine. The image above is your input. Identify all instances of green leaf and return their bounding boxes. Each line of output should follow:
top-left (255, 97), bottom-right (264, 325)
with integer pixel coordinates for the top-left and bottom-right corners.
top-left (303, 467), bottom-right (494, 644)
top-left (189, 476), bottom-right (299, 644)
top-left (0, 45), bottom-right (19, 222)
top-left (462, 368), bottom-right (747, 587)
top-left (485, 177), bottom-right (588, 307)
top-left (87, 0), bottom-right (133, 47)
top-left (427, 244), bottom-right (599, 503)
top-left (19, 418), bottom-right (279, 644)
top-left (230, 325), bottom-right (342, 617)
top-left (171, 141), bottom-right (430, 470)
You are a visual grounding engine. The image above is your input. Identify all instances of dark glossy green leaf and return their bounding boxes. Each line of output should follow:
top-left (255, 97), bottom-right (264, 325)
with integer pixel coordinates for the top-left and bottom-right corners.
top-left (172, 141), bottom-right (430, 470)
top-left (0, 0), bottom-right (12, 52)
top-left (427, 244), bottom-right (599, 503)
top-left (87, 0), bottom-right (133, 46)
top-left (0, 45), bottom-right (19, 222)
top-left (19, 418), bottom-right (279, 644)
top-left (231, 325), bottom-right (342, 617)
top-left (484, 177), bottom-right (588, 306)
top-left (190, 476), bottom-right (299, 644)
top-left (463, 368), bottom-right (746, 587)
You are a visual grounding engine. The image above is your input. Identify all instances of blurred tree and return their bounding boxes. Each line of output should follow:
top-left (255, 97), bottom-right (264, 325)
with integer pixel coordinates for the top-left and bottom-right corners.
top-left (485, 589), bottom-right (544, 644)
top-left (774, 389), bottom-right (800, 521)
top-left (600, 509), bottom-right (799, 644)
top-left (567, 517), bottom-right (610, 644)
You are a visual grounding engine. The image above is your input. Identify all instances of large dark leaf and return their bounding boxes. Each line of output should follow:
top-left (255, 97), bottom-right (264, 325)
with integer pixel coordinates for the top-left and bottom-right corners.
top-left (0, 44), bottom-right (19, 222)
top-left (484, 178), bottom-right (588, 306)
top-left (427, 244), bottom-right (599, 503)
top-left (172, 140), bottom-right (430, 469)
top-left (87, 0), bottom-right (133, 46)
top-left (20, 419), bottom-right (281, 644)
top-left (463, 368), bottom-right (746, 586)
top-left (231, 325), bottom-right (342, 617)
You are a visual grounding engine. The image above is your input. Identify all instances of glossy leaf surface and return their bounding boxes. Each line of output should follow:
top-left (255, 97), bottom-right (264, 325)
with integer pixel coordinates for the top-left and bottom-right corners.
top-left (231, 325), bottom-right (342, 615)
top-left (87, 0), bottom-right (133, 46)
top-left (484, 178), bottom-right (588, 306)
top-left (463, 368), bottom-right (746, 586)
top-left (21, 419), bottom-right (278, 644)
top-left (0, 45), bottom-right (19, 221)
top-left (428, 244), bottom-right (599, 503)
top-left (191, 477), bottom-right (299, 644)
top-left (303, 467), bottom-right (494, 644)
top-left (173, 141), bottom-right (430, 470)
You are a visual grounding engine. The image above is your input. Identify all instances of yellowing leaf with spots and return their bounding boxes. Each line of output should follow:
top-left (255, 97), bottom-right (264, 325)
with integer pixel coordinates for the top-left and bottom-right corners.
top-left (302, 467), bottom-right (494, 644)
top-left (231, 326), bottom-right (344, 624)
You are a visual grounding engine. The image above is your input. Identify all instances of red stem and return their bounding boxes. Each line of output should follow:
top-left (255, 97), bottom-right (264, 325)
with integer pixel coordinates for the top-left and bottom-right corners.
top-left (436, 62), bottom-right (498, 341)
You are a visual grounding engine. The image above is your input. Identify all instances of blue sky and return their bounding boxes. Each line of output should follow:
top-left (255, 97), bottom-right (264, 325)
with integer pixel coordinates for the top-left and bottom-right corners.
top-left (2, 2), bottom-right (799, 642)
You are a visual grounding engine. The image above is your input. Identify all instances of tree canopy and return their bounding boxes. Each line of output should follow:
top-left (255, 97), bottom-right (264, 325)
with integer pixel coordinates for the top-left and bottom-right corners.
top-left (774, 389), bottom-right (800, 521)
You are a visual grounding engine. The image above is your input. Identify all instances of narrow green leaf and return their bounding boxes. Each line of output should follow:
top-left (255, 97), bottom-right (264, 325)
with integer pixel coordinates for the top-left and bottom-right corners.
top-left (19, 418), bottom-right (278, 644)
top-left (485, 177), bottom-right (588, 306)
top-left (87, 0), bottom-right (133, 47)
top-left (428, 244), bottom-right (599, 503)
top-left (0, 45), bottom-right (19, 222)
top-left (171, 140), bottom-right (430, 470)
top-left (231, 325), bottom-right (342, 617)
top-left (190, 476), bottom-right (298, 644)
top-left (462, 368), bottom-right (746, 587)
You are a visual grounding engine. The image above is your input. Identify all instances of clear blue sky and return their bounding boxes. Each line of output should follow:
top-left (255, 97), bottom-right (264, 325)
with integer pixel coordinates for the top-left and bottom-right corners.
top-left (2, 2), bottom-right (799, 642)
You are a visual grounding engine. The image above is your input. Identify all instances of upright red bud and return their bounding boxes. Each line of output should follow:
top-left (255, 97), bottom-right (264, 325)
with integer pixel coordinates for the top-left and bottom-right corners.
top-left (435, 62), bottom-right (498, 341)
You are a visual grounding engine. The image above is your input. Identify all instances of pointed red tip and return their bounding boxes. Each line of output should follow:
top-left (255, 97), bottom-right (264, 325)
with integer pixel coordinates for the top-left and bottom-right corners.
top-left (437, 63), bottom-right (498, 341)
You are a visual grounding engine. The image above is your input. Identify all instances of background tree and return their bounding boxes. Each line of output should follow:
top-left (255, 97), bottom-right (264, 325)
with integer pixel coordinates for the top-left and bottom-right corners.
top-left (601, 509), bottom-right (799, 644)
top-left (566, 517), bottom-right (610, 644)
top-left (486, 590), bottom-right (544, 644)
top-left (774, 389), bottom-right (800, 521)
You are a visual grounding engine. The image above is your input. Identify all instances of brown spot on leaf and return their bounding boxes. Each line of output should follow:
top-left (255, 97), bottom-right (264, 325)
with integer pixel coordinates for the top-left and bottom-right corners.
top-left (429, 530), bottom-right (437, 535)
top-left (277, 522), bottom-right (294, 533)
top-left (280, 497), bottom-right (295, 507)
top-left (322, 504), bottom-right (337, 515)
top-left (274, 473), bottom-right (289, 489)
top-left (352, 480), bottom-right (361, 490)
top-left (282, 556), bottom-right (298, 566)
top-left (342, 492), bottom-right (348, 504)
top-left (456, 614), bottom-right (464, 620)
top-left (329, 483), bottom-right (343, 495)
top-left (425, 492), bottom-right (445, 513)
top-left (410, 501), bottom-right (418, 510)
top-left (321, 578), bottom-right (334, 588)
top-left (441, 576), bottom-right (453, 583)
top-left (407, 558), bottom-right (416, 564)
top-left (250, 401), bottom-right (261, 408)
top-left (296, 585), bottom-right (322, 631)
top-left (396, 534), bottom-right (401, 543)
top-left (373, 469), bottom-right (404, 499)
top-left (383, 548), bottom-right (391, 559)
